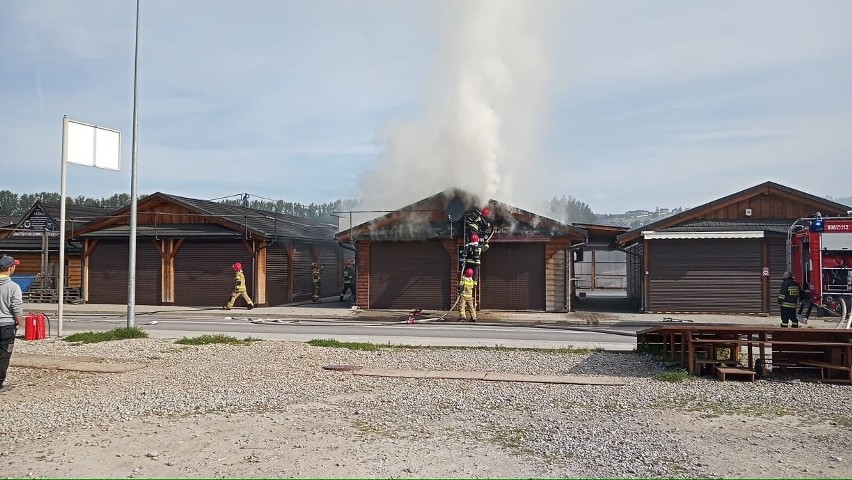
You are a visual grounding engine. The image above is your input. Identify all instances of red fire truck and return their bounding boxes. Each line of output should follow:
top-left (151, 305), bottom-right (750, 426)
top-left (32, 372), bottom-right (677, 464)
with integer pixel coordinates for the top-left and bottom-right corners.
top-left (788, 214), bottom-right (852, 327)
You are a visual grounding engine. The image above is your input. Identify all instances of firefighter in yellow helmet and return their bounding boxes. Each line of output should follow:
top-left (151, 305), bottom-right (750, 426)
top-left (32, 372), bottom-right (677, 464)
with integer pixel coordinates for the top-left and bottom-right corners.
top-left (224, 262), bottom-right (254, 310)
top-left (458, 267), bottom-right (477, 322)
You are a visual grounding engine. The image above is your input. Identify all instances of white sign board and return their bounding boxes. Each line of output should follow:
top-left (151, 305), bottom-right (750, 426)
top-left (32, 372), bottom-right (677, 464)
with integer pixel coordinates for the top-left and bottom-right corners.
top-left (66, 120), bottom-right (121, 170)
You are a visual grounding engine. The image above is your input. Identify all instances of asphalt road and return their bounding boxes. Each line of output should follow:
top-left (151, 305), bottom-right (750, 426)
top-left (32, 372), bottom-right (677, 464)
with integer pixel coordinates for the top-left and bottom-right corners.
top-left (51, 314), bottom-right (638, 350)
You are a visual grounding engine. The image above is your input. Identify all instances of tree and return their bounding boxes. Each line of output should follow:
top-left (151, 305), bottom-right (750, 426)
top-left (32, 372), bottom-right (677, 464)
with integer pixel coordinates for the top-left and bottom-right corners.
top-left (545, 195), bottom-right (596, 225)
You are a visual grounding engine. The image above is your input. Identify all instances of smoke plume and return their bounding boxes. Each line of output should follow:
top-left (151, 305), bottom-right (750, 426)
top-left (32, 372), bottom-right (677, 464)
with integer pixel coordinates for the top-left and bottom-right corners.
top-left (358, 0), bottom-right (558, 217)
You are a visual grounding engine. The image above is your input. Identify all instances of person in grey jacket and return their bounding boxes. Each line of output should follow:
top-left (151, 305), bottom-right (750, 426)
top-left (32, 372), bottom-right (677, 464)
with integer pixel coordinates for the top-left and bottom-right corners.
top-left (0, 255), bottom-right (24, 392)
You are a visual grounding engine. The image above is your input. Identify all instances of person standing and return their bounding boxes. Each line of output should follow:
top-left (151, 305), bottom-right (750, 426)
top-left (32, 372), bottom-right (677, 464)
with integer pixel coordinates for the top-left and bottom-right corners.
top-left (224, 262), bottom-right (254, 310)
top-left (311, 263), bottom-right (324, 303)
top-left (778, 271), bottom-right (801, 328)
top-left (458, 268), bottom-right (477, 323)
top-left (0, 255), bottom-right (24, 392)
top-left (339, 260), bottom-right (355, 302)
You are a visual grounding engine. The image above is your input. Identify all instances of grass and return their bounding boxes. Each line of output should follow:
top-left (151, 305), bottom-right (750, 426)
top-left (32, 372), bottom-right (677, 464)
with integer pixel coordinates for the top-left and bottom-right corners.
top-left (307, 338), bottom-right (599, 354)
top-left (64, 327), bottom-right (148, 344)
top-left (174, 334), bottom-right (261, 346)
top-left (654, 368), bottom-right (691, 382)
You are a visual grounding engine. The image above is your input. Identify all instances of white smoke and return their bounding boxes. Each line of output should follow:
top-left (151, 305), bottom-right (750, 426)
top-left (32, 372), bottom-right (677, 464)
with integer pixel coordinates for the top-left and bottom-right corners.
top-left (358, 0), bottom-right (558, 216)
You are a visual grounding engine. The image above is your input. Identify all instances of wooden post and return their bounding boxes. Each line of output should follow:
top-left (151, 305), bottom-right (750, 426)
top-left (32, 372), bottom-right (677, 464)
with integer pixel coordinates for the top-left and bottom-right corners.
top-left (256, 242), bottom-right (267, 306)
top-left (284, 242), bottom-right (295, 303)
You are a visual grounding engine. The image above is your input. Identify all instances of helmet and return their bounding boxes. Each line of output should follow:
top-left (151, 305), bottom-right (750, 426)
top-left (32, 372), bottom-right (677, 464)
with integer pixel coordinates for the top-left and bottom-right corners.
top-left (470, 233), bottom-right (480, 244)
top-left (464, 268), bottom-right (474, 278)
top-left (311, 262), bottom-right (317, 267)
top-left (232, 262), bottom-right (242, 271)
top-left (481, 207), bottom-right (491, 217)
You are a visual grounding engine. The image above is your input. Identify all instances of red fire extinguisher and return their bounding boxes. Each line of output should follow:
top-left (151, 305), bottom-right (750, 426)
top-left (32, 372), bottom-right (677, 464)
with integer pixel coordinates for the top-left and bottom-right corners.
top-left (24, 313), bottom-right (47, 341)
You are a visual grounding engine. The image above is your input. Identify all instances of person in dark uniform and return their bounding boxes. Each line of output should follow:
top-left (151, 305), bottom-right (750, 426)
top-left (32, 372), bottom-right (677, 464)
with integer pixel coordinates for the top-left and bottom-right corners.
top-left (463, 233), bottom-right (489, 280)
top-left (340, 260), bottom-right (356, 302)
top-left (778, 271), bottom-right (801, 328)
top-left (311, 263), bottom-right (324, 303)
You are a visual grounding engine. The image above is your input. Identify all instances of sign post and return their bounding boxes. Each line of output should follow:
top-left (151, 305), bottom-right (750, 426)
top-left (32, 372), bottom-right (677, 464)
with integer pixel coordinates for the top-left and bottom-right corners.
top-left (58, 117), bottom-right (121, 336)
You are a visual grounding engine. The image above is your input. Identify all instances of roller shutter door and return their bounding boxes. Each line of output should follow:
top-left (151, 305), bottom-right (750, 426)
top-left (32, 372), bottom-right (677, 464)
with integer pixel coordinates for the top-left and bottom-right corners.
top-left (88, 240), bottom-right (161, 305)
top-left (369, 241), bottom-right (450, 310)
top-left (479, 243), bottom-right (546, 310)
top-left (174, 241), bottom-right (253, 306)
top-left (266, 245), bottom-right (290, 306)
top-left (292, 243), bottom-right (315, 302)
top-left (768, 236), bottom-right (788, 316)
top-left (320, 246), bottom-right (340, 298)
top-left (647, 239), bottom-right (762, 313)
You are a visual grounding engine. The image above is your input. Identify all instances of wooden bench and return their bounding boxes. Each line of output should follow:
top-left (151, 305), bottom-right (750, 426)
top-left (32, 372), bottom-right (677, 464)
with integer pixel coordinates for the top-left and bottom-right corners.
top-left (715, 366), bottom-right (756, 382)
top-left (799, 360), bottom-right (852, 383)
top-left (694, 359), bottom-right (739, 376)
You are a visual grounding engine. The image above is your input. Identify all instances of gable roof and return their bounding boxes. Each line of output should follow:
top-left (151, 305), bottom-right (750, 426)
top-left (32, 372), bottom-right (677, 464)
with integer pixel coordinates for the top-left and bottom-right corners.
top-left (336, 188), bottom-right (586, 243)
top-left (617, 181), bottom-right (851, 245)
top-left (72, 192), bottom-right (338, 243)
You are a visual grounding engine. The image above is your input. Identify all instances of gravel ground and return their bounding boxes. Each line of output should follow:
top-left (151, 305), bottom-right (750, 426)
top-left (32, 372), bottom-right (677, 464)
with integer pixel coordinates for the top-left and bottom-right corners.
top-left (1, 338), bottom-right (851, 478)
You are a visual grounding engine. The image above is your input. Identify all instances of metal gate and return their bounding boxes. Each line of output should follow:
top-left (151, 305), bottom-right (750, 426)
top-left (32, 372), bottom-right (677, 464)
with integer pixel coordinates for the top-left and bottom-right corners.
top-left (174, 241), bottom-right (254, 306)
top-left (88, 240), bottom-right (161, 305)
top-left (647, 239), bottom-right (762, 313)
top-left (479, 243), bottom-right (546, 310)
top-left (266, 244), bottom-right (290, 306)
top-left (369, 241), bottom-right (450, 310)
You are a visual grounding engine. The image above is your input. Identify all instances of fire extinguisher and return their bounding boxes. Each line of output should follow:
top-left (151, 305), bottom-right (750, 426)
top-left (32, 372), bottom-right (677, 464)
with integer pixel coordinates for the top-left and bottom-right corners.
top-left (24, 313), bottom-right (47, 341)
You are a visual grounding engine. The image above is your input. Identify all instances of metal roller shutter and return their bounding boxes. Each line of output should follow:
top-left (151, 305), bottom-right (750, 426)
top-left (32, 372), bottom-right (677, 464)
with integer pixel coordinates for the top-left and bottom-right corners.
top-left (266, 245), bottom-right (290, 306)
top-left (88, 240), bottom-right (161, 305)
top-left (479, 243), bottom-right (546, 310)
top-left (768, 235), bottom-right (788, 316)
top-left (292, 243), bottom-right (315, 302)
top-left (320, 246), bottom-right (340, 298)
top-left (370, 241), bottom-right (450, 310)
top-left (174, 241), bottom-right (253, 306)
top-left (648, 239), bottom-right (762, 313)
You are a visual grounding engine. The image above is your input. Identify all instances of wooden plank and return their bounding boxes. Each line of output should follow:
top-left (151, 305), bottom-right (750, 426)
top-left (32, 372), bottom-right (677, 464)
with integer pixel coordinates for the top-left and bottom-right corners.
top-left (351, 368), bottom-right (626, 385)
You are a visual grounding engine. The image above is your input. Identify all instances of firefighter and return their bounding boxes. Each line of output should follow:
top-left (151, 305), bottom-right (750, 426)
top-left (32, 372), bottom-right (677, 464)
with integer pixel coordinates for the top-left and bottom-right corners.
top-left (224, 262), bottom-right (254, 310)
top-left (464, 207), bottom-right (493, 243)
top-left (458, 267), bottom-right (477, 322)
top-left (463, 233), bottom-right (488, 280)
top-left (311, 263), bottom-right (323, 303)
top-left (340, 260), bottom-right (356, 302)
top-left (778, 271), bottom-right (801, 328)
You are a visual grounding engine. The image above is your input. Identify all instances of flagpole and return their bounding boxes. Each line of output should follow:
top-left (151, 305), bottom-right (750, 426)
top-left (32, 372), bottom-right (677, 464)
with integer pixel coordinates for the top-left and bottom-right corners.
top-left (127, 0), bottom-right (141, 328)
top-left (58, 116), bottom-right (68, 336)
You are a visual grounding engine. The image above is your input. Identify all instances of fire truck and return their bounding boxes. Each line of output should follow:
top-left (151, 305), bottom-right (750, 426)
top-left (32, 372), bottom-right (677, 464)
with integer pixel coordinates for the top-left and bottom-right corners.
top-left (788, 214), bottom-right (852, 328)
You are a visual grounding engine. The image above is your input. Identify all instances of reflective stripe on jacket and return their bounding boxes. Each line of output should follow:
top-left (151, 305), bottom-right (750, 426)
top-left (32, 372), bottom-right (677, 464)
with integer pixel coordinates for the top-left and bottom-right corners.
top-left (459, 277), bottom-right (476, 298)
top-left (234, 271), bottom-right (247, 292)
top-left (778, 279), bottom-right (800, 309)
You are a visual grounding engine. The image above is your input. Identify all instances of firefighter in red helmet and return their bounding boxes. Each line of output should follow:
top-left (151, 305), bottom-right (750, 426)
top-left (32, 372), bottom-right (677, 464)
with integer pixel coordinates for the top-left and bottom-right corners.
top-left (458, 267), bottom-right (477, 322)
top-left (465, 207), bottom-right (493, 244)
top-left (225, 262), bottom-right (254, 310)
top-left (463, 233), bottom-right (488, 280)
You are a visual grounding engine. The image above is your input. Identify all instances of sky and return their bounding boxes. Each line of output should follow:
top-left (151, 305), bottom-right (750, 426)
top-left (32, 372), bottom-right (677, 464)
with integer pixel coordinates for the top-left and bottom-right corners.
top-left (1, 0), bottom-right (851, 219)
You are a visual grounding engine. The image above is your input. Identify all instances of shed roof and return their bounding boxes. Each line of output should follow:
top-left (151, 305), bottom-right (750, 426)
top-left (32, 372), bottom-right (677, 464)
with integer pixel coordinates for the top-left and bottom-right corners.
top-left (73, 192), bottom-right (338, 243)
top-left (617, 181), bottom-right (850, 245)
top-left (336, 188), bottom-right (586, 243)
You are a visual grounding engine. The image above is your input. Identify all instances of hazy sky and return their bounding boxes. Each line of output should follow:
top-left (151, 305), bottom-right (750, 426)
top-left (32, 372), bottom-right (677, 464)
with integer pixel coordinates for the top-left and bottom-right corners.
top-left (2, 0), bottom-right (850, 216)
